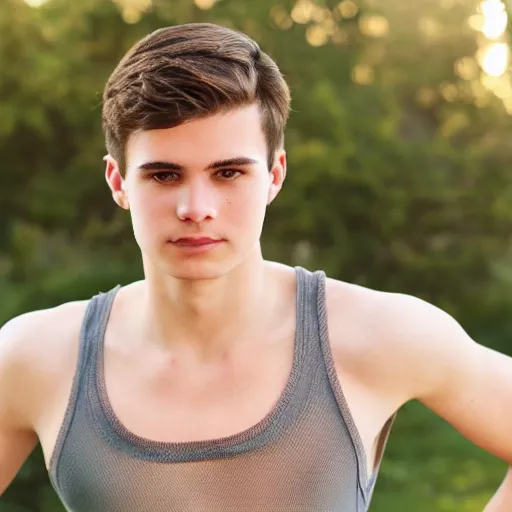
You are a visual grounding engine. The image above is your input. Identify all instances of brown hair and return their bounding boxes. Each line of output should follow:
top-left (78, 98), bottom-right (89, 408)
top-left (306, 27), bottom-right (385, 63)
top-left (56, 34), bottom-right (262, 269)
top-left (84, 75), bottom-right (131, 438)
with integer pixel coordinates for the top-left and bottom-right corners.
top-left (102, 23), bottom-right (291, 175)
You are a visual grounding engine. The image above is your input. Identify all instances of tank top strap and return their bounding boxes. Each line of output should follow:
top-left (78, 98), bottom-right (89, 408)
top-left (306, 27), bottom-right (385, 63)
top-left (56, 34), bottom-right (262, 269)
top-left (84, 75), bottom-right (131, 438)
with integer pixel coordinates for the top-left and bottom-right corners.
top-left (314, 270), bottom-right (399, 508)
top-left (313, 269), bottom-right (371, 506)
top-left (295, 266), bottom-right (371, 507)
top-left (79, 285), bottom-right (121, 387)
top-left (294, 266), bottom-right (327, 351)
top-left (49, 285), bottom-right (121, 476)
top-left (83, 286), bottom-right (121, 345)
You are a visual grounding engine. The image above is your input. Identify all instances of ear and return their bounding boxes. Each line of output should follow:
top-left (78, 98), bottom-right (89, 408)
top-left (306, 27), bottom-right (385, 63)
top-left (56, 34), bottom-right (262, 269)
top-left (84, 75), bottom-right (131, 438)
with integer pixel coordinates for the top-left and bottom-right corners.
top-left (267, 150), bottom-right (287, 205)
top-left (104, 155), bottom-right (130, 210)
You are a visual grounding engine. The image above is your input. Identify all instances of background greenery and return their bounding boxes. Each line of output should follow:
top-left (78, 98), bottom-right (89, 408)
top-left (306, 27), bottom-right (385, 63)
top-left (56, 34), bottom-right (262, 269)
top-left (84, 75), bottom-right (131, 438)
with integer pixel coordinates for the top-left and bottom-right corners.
top-left (1, 0), bottom-right (511, 510)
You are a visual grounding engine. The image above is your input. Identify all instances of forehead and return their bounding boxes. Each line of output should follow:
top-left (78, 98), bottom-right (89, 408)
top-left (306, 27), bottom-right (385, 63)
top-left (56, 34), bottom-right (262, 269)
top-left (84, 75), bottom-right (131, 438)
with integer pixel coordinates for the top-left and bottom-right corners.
top-left (125, 104), bottom-right (267, 169)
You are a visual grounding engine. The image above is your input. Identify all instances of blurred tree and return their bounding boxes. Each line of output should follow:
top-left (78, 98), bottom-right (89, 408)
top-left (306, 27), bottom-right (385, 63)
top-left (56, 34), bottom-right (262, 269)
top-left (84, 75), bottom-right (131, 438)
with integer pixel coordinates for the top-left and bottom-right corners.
top-left (1, 0), bottom-right (511, 510)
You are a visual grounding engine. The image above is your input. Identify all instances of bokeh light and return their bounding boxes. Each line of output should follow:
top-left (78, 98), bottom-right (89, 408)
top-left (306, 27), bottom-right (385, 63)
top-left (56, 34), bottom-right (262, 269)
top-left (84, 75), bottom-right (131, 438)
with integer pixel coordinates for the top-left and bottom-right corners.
top-left (291, 0), bottom-right (314, 24)
top-left (111, 0), bottom-right (152, 23)
top-left (306, 24), bottom-right (329, 46)
top-left (24, 0), bottom-right (48, 6)
top-left (351, 63), bottom-right (374, 84)
top-left (454, 56), bottom-right (479, 80)
top-left (336, 0), bottom-right (358, 19)
top-left (270, 6), bottom-right (293, 30)
top-left (479, 42), bottom-right (509, 76)
top-left (194, 0), bottom-right (216, 10)
top-left (359, 15), bottom-right (389, 38)
top-left (481, 0), bottom-right (508, 39)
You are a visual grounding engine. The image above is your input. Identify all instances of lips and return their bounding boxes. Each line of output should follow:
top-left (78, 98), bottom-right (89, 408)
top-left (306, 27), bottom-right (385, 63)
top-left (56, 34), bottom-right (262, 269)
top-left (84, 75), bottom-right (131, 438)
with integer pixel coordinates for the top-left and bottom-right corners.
top-left (171, 237), bottom-right (221, 247)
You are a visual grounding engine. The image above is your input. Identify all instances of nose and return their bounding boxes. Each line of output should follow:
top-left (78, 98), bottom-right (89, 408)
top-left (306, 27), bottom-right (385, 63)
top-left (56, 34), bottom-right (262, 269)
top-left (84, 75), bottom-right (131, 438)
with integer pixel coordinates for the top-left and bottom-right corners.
top-left (176, 182), bottom-right (218, 223)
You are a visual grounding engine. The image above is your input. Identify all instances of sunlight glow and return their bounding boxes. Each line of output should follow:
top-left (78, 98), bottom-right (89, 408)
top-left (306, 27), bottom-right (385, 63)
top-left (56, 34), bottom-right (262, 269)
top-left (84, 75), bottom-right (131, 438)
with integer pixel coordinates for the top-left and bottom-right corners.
top-left (492, 77), bottom-right (512, 99)
top-left (194, 0), bottom-right (216, 10)
top-left (481, 0), bottom-right (508, 39)
top-left (24, 0), bottom-right (48, 6)
top-left (351, 64), bottom-right (374, 85)
top-left (306, 25), bottom-right (329, 46)
top-left (310, 6), bottom-right (330, 23)
top-left (112, 0), bottom-right (152, 23)
top-left (473, 0), bottom-right (511, 112)
top-left (454, 57), bottom-right (479, 80)
top-left (270, 6), bottom-right (293, 30)
top-left (291, 0), bottom-right (314, 24)
top-left (359, 15), bottom-right (389, 38)
top-left (439, 0), bottom-right (457, 8)
top-left (468, 14), bottom-right (484, 31)
top-left (336, 0), bottom-right (358, 19)
top-left (440, 83), bottom-right (459, 102)
top-left (479, 43), bottom-right (509, 76)
top-left (503, 97), bottom-right (512, 114)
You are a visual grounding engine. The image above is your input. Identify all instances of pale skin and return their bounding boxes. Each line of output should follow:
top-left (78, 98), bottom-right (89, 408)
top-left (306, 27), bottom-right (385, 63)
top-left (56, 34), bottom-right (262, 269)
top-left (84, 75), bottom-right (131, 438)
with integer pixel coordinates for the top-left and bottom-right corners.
top-left (0, 104), bottom-right (511, 510)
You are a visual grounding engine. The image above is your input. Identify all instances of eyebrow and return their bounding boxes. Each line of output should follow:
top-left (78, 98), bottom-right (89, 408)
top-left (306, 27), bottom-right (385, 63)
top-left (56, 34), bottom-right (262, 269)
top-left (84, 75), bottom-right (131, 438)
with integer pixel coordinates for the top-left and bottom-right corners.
top-left (136, 156), bottom-right (259, 172)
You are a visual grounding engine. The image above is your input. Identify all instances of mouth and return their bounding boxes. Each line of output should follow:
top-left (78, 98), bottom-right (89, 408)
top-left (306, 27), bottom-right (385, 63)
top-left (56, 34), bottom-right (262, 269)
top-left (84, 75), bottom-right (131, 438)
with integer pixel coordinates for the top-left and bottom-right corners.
top-left (170, 237), bottom-right (223, 247)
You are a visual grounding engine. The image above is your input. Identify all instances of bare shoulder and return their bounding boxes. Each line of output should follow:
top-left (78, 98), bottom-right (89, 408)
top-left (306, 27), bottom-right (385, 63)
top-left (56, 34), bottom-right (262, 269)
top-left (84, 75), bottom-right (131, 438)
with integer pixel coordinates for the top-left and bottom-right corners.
top-left (0, 300), bottom-right (89, 432)
top-left (324, 276), bottom-right (455, 340)
top-left (324, 276), bottom-right (465, 406)
top-left (0, 300), bottom-right (90, 371)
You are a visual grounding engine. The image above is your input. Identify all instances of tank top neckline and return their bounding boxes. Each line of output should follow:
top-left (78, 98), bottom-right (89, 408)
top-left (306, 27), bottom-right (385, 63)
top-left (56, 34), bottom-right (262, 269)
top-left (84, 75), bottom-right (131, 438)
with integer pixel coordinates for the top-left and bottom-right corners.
top-left (88, 266), bottom-right (316, 457)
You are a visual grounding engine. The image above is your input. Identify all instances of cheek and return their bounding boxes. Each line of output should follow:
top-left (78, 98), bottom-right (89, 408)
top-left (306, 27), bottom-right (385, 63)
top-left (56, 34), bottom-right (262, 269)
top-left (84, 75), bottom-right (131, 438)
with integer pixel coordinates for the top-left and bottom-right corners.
top-left (223, 188), bottom-right (268, 236)
top-left (129, 189), bottom-right (170, 237)
top-left (131, 186), bottom-right (169, 215)
top-left (224, 185), bottom-right (267, 216)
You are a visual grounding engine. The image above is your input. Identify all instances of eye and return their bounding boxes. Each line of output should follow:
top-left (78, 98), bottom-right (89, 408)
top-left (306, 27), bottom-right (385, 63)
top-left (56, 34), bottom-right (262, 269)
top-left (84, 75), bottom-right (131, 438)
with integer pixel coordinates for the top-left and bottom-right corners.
top-left (151, 171), bottom-right (180, 183)
top-left (216, 169), bottom-right (242, 180)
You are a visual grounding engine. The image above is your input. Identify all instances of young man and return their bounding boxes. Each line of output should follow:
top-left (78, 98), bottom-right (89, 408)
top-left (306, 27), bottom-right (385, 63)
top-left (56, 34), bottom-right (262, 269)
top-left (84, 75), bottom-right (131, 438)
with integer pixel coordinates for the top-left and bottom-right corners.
top-left (0, 23), bottom-right (510, 512)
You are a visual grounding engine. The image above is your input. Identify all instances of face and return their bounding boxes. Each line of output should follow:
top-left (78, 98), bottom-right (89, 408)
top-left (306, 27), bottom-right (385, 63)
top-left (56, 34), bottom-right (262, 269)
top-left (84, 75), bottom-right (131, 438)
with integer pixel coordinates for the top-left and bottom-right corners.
top-left (105, 104), bottom-right (286, 281)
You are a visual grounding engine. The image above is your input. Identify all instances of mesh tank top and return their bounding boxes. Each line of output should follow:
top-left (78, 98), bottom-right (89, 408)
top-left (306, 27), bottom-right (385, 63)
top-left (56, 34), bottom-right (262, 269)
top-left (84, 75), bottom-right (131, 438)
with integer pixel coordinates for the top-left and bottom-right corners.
top-left (48, 267), bottom-right (395, 511)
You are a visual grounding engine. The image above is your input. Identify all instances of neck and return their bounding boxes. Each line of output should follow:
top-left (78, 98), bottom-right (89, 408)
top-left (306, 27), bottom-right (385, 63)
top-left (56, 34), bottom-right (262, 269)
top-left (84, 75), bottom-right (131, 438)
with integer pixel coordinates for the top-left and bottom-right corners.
top-left (137, 251), bottom-right (279, 359)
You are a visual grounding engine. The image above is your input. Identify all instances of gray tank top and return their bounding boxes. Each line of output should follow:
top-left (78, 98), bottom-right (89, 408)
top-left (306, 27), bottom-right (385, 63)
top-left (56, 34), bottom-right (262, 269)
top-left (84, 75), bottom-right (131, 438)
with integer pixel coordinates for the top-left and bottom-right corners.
top-left (48, 267), bottom-right (395, 511)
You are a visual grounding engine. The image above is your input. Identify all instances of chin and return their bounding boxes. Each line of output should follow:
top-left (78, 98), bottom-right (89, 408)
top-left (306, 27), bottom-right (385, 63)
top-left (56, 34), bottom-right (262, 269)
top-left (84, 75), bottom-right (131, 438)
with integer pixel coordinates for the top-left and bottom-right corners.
top-left (163, 259), bottom-right (237, 281)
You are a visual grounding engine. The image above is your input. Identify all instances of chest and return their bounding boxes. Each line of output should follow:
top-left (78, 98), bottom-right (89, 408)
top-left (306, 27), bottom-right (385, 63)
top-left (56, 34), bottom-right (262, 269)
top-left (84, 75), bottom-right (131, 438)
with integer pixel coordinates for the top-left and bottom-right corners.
top-left (51, 397), bottom-right (365, 512)
top-left (101, 339), bottom-right (295, 443)
top-left (47, 332), bottom-right (373, 512)
top-left (40, 330), bottom-right (391, 481)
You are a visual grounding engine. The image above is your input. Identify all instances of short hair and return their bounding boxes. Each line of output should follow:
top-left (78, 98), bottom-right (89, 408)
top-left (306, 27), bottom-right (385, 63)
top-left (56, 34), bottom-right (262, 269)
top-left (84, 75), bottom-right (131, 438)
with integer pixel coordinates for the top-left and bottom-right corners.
top-left (102, 23), bottom-right (291, 175)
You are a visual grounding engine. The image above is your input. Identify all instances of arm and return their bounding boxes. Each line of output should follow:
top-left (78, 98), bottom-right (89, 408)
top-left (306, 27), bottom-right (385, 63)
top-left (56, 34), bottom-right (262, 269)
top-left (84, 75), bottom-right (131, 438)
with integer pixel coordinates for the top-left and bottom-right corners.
top-left (0, 316), bottom-right (40, 494)
top-left (485, 468), bottom-right (512, 512)
top-left (379, 294), bottom-right (512, 509)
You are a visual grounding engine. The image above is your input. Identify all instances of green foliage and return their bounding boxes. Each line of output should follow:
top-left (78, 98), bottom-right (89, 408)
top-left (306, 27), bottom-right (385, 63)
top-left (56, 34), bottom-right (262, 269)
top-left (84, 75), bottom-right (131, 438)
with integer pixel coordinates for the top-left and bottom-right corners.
top-left (1, 0), bottom-right (511, 510)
